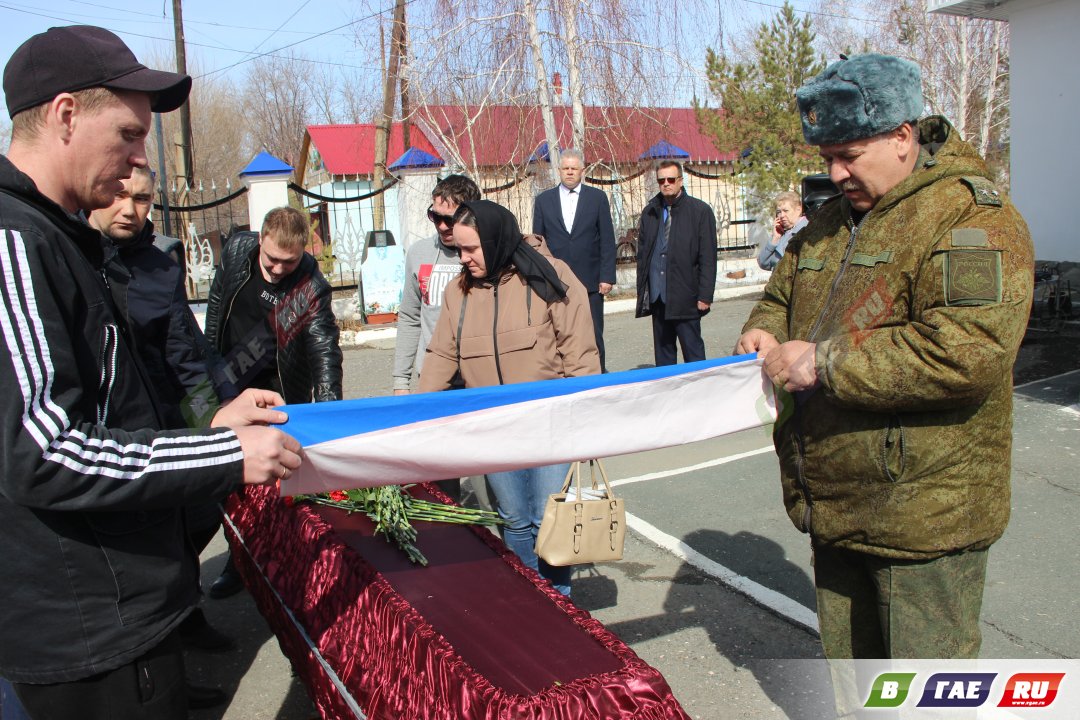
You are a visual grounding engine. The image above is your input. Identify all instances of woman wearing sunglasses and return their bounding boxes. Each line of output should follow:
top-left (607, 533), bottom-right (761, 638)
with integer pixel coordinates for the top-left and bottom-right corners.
top-left (418, 199), bottom-right (600, 596)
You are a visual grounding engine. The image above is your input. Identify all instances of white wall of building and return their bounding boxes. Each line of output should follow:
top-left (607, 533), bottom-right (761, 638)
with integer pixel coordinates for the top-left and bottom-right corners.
top-left (1009, 0), bottom-right (1080, 261)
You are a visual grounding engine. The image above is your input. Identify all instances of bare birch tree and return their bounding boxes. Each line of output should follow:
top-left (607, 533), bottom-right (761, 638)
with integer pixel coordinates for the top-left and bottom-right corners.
top-left (556, 0), bottom-right (586, 152)
top-left (523, 0), bottom-right (562, 182)
top-left (344, 0), bottom-right (712, 189)
top-left (241, 52), bottom-right (314, 167)
top-left (545, 0), bottom-right (713, 171)
top-left (341, 0), bottom-right (542, 197)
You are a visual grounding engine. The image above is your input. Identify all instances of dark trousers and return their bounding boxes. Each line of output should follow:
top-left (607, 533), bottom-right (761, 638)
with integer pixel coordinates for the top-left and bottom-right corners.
top-left (649, 299), bottom-right (705, 366)
top-left (13, 630), bottom-right (187, 720)
top-left (588, 291), bottom-right (606, 372)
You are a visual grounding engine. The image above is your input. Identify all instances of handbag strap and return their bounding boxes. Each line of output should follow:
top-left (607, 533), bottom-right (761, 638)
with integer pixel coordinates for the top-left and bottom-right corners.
top-left (587, 459), bottom-right (616, 499)
top-left (559, 461), bottom-right (579, 494)
top-left (588, 459), bottom-right (621, 553)
top-left (558, 459), bottom-right (616, 499)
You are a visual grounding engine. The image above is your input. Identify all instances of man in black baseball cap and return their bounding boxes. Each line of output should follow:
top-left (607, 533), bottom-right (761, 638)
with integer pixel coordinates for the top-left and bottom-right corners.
top-left (0, 25), bottom-right (304, 720)
top-left (4, 25), bottom-right (191, 117)
top-left (4, 25), bottom-right (193, 213)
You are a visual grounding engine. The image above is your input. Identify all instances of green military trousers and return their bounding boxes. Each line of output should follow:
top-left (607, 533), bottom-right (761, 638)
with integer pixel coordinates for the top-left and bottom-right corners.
top-left (812, 544), bottom-right (988, 659)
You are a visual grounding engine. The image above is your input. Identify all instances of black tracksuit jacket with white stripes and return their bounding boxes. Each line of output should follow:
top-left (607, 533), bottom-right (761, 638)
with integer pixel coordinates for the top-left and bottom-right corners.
top-left (0, 157), bottom-right (244, 684)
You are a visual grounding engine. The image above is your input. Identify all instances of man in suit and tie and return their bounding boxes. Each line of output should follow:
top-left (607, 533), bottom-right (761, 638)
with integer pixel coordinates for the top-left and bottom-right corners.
top-left (532, 148), bottom-right (616, 370)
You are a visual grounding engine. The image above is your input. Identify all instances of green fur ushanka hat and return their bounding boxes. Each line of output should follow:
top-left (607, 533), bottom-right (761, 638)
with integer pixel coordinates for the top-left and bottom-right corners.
top-left (796, 54), bottom-right (924, 146)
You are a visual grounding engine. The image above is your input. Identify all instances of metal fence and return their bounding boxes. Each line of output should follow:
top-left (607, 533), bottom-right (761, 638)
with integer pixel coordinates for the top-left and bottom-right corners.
top-left (474, 161), bottom-right (757, 264)
top-left (288, 179), bottom-right (412, 322)
top-left (159, 163), bottom-right (756, 305)
top-left (289, 180), bottom-right (395, 293)
top-left (153, 177), bottom-right (392, 304)
top-left (154, 179), bottom-right (249, 301)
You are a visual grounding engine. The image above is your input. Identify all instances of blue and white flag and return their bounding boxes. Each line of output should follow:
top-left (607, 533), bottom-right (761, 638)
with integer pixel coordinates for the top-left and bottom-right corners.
top-left (279, 354), bottom-right (775, 496)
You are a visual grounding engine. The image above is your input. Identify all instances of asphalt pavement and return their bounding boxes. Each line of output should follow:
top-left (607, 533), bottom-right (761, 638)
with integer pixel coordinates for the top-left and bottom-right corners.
top-left (188, 291), bottom-right (1080, 720)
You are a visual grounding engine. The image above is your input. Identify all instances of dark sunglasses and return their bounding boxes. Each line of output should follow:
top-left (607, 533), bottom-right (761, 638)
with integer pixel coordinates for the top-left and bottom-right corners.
top-left (657, 176), bottom-right (681, 185)
top-left (427, 205), bottom-right (457, 226)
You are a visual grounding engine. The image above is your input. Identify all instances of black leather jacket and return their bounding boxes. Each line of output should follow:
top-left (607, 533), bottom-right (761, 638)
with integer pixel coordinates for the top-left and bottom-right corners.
top-left (204, 232), bottom-right (343, 404)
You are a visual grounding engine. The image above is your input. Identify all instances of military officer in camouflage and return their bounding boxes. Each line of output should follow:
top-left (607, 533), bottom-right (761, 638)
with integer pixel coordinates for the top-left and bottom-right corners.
top-left (736, 54), bottom-right (1034, 659)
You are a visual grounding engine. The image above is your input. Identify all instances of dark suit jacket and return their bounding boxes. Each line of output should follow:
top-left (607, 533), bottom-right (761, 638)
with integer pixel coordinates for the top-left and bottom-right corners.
top-left (635, 191), bottom-right (717, 321)
top-left (532, 184), bottom-right (616, 291)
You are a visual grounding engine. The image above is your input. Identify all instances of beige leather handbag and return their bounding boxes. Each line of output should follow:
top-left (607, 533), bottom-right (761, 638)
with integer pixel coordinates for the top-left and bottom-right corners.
top-left (535, 460), bottom-right (625, 566)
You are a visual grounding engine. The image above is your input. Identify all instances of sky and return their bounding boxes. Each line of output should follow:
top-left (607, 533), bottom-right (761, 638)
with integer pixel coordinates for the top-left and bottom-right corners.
top-left (0, 0), bottom-right (830, 117)
top-left (0, 0), bottom-right (373, 113)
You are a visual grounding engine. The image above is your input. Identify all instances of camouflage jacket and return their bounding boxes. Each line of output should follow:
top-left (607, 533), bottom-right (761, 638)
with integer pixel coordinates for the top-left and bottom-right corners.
top-left (743, 117), bottom-right (1034, 559)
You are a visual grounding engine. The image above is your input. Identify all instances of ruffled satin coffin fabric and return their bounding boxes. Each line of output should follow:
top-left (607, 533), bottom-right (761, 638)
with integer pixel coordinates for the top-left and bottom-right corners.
top-left (225, 484), bottom-right (689, 719)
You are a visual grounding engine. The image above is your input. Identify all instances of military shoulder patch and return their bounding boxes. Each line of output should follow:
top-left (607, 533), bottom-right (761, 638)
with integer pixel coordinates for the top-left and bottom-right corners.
top-left (959, 176), bottom-right (1003, 207)
top-left (944, 249), bottom-right (1002, 306)
top-left (950, 228), bottom-right (989, 247)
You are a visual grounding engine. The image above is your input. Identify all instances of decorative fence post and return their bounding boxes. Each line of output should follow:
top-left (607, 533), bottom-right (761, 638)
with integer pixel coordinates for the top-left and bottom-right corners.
top-left (389, 148), bottom-right (445, 253)
top-left (241, 152), bottom-right (294, 232)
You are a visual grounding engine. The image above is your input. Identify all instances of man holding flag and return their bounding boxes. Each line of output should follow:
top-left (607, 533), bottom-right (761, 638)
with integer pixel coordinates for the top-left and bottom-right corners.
top-left (737, 53), bottom-right (1033, 660)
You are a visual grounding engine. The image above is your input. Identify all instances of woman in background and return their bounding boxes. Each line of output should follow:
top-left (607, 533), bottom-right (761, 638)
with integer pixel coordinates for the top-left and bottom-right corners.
top-left (756, 191), bottom-right (807, 271)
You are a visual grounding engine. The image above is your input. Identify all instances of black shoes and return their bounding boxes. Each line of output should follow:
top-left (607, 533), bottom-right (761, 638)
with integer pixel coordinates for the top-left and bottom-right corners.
top-left (180, 608), bottom-right (236, 653)
top-left (186, 683), bottom-right (227, 710)
top-left (208, 556), bottom-right (244, 599)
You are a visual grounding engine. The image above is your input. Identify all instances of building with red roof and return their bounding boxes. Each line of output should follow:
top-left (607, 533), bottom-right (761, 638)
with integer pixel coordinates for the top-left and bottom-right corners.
top-left (297, 106), bottom-right (737, 183)
top-left (415, 105), bottom-right (738, 170)
top-left (298, 123), bottom-right (441, 183)
top-left (296, 105), bottom-right (751, 272)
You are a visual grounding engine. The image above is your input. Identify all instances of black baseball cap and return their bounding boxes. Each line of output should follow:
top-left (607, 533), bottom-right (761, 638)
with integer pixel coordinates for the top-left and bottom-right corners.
top-left (3, 25), bottom-right (192, 119)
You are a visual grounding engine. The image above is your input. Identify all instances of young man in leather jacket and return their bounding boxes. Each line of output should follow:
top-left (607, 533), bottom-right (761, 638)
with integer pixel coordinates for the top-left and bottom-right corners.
top-left (203, 206), bottom-right (343, 597)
